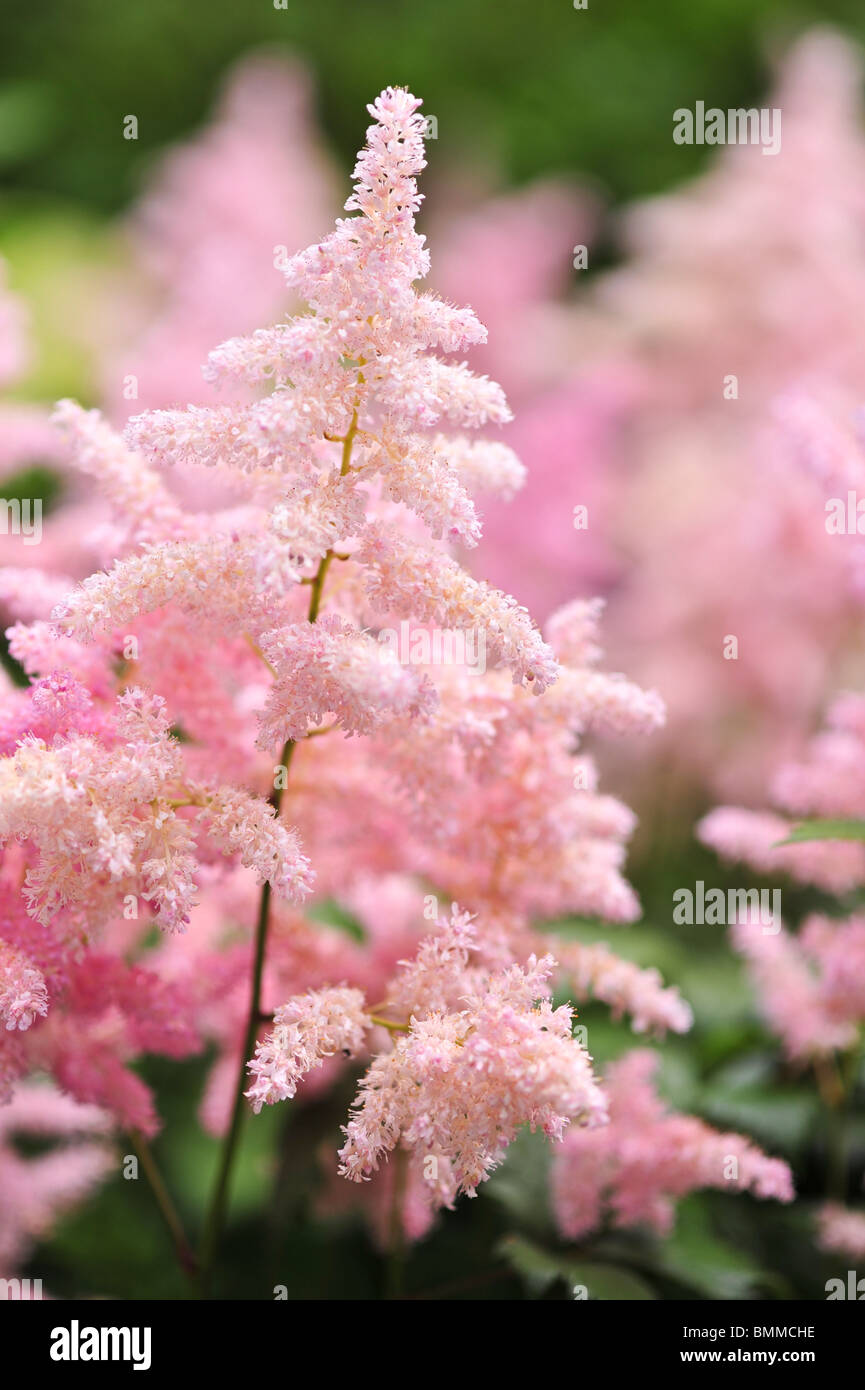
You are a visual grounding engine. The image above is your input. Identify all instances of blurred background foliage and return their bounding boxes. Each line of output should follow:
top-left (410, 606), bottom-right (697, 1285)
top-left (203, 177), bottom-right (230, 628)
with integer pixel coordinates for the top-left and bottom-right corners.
top-left (0, 0), bottom-right (862, 400)
top-left (0, 0), bottom-right (863, 213)
top-left (4, 0), bottom-right (865, 1300)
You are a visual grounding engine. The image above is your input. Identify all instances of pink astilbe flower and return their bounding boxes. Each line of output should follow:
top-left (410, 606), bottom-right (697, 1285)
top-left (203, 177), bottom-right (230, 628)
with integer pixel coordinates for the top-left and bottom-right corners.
top-left (244, 908), bottom-right (608, 1218)
top-left (550, 939), bottom-right (692, 1036)
top-left (542, 598), bottom-right (665, 735)
top-left (198, 787), bottom-right (313, 903)
top-left (698, 806), bottom-right (865, 896)
top-left (256, 614), bottom-right (436, 745)
top-left (360, 528), bottom-right (558, 693)
top-left (28, 952), bottom-right (200, 1135)
top-left (0, 686), bottom-right (311, 931)
top-left (0, 1083), bottom-right (113, 1272)
top-left (727, 914), bottom-right (865, 1061)
top-left (0, 940), bottom-right (48, 1031)
top-left (552, 1050), bottom-right (793, 1240)
top-left (246, 985), bottom-right (369, 1111)
top-left (817, 1202), bottom-right (865, 1260)
top-left (0, 85), bottom-right (697, 1259)
top-left (0, 687), bottom-right (198, 930)
top-left (52, 399), bottom-right (190, 550)
top-left (336, 911), bottom-right (606, 1206)
top-left (459, 30), bottom-right (865, 809)
top-left (698, 690), bottom-right (865, 896)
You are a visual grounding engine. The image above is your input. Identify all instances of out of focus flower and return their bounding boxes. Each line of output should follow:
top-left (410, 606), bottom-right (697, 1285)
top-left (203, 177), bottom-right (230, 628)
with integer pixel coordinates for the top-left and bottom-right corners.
top-left (552, 1050), bottom-right (793, 1240)
top-left (0, 1084), bottom-right (112, 1272)
top-left (817, 1201), bottom-right (865, 1260)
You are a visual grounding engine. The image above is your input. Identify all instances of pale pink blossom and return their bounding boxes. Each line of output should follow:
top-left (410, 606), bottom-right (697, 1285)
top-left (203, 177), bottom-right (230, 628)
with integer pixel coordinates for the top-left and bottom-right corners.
top-left (0, 84), bottom-right (700, 1263)
top-left (338, 913), bottom-right (606, 1203)
top-left (0, 941), bottom-right (48, 1031)
top-left (553, 1050), bottom-right (793, 1240)
top-left (817, 1202), bottom-right (865, 1260)
top-left (246, 985), bottom-right (369, 1112)
top-left (729, 914), bottom-right (864, 1060)
top-left (698, 806), bottom-right (865, 896)
top-left (256, 614), bottom-right (436, 746)
top-left (360, 528), bottom-right (558, 692)
top-left (0, 1083), bottom-right (113, 1270)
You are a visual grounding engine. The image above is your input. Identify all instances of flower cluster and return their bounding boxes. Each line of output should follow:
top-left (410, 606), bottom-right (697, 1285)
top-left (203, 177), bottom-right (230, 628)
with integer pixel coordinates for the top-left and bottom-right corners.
top-left (552, 1050), bottom-right (793, 1240)
top-left (253, 909), bottom-right (607, 1216)
top-left (701, 687), bottom-right (865, 1250)
top-left (0, 83), bottom-right (792, 1289)
top-left (0, 1084), bottom-right (113, 1277)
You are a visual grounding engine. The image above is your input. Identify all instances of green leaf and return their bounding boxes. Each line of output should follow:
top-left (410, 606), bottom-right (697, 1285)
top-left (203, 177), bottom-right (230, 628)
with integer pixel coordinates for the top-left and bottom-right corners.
top-left (700, 1086), bottom-right (818, 1153)
top-left (498, 1235), bottom-right (657, 1300)
top-left (653, 1196), bottom-right (784, 1300)
top-left (306, 899), bottom-right (366, 942)
top-left (777, 819), bottom-right (865, 845)
top-left (485, 1128), bottom-right (553, 1234)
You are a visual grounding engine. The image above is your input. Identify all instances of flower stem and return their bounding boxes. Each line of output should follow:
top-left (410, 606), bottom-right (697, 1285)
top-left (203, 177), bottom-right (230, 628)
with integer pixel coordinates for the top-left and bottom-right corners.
top-left (197, 736), bottom-right (295, 1297)
top-left (129, 1129), bottom-right (197, 1282)
top-left (197, 400), bottom-right (363, 1296)
top-left (816, 1045), bottom-right (861, 1203)
top-left (304, 408), bottom-right (359, 626)
top-left (369, 1013), bottom-right (409, 1032)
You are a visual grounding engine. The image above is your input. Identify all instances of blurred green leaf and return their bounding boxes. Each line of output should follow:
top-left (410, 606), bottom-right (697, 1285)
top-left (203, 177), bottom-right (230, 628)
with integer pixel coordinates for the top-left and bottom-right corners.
top-left (485, 1128), bottom-right (553, 1235)
top-left (499, 1235), bottom-right (657, 1299)
top-left (779, 819), bottom-right (865, 844)
top-left (653, 1196), bottom-right (785, 1299)
top-left (0, 82), bottom-right (58, 166)
top-left (701, 1085), bottom-right (818, 1153)
top-left (307, 899), bottom-right (366, 942)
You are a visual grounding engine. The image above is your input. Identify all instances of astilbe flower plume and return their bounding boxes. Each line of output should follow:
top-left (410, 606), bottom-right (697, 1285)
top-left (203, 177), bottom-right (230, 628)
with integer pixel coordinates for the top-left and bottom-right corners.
top-left (0, 86), bottom-right (701, 1276)
top-left (251, 908), bottom-right (607, 1217)
top-left (0, 1084), bottom-right (113, 1275)
top-left (552, 1050), bottom-right (793, 1241)
top-left (467, 30), bottom-right (865, 809)
top-left (700, 686), bottom-right (865, 1249)
top-left (699, 690), bottom-right (865, 897)
top-left (698, 687), bottom-right (865, 1069)
top-left (817, 1202), bottom-right (865, 1260)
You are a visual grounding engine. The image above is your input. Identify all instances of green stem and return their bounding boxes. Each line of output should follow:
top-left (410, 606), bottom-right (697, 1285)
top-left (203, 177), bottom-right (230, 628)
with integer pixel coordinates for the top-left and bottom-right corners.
top-left (305, 408), bottom-right (358, 625)
top-left (129, 1130), bottom-right (197, 1282)
top-left (816, 1043), bottom-right (861, 1204)
top-left (196, 402), bottom-right (362, 1297)
top-left (197, 737), bottom-right (295, 1297)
